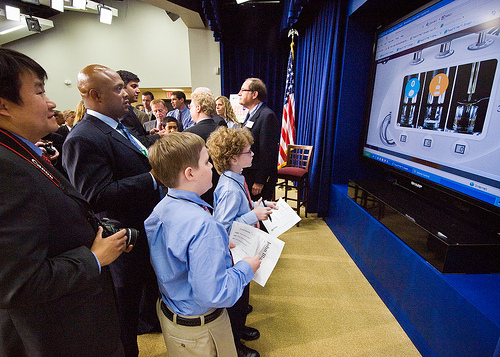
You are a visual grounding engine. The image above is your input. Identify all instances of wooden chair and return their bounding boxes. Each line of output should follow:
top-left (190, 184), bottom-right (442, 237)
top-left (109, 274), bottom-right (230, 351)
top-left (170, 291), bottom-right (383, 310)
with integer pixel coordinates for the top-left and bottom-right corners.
top-left (277, 145), bottom-right (313, 219)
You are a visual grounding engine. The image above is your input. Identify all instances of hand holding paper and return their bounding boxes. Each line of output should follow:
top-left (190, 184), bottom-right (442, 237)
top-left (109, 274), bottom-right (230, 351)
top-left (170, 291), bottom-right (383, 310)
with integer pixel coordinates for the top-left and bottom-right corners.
top-left (229, 222), bottom-right (285, 287)
top-left (253, 197), bottom-right (272, 221)
top-left (241, 255), bottom-right (261, 273)
top-left (262, 198), bottom-right (301, 237)
top-left (229, 199), bottom-right (299, 286)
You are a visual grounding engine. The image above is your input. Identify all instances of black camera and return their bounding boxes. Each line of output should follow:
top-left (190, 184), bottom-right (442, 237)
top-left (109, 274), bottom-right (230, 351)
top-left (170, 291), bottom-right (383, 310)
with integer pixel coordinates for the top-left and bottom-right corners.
top-left (42, 142), bottom-right (56, 156)
top-left (100, 218), bottom-right (138, 247)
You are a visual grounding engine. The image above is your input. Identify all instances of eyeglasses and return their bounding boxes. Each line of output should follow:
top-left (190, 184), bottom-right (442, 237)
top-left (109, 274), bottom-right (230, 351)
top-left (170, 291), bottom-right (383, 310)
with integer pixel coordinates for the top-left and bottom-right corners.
top-left (239, 89), bottom-right (254, 92)
top-left (240, 149), bottom-right (253, 155)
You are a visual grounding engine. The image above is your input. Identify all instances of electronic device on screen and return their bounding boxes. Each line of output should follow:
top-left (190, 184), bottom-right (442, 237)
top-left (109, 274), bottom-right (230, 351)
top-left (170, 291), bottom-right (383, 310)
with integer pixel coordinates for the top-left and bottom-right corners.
top-left (361, 0), bottom-right (500, 224)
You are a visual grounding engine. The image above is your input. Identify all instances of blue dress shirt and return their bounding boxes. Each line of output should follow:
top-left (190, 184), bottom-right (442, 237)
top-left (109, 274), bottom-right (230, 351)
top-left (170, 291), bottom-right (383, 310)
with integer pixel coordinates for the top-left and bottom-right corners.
top-left (167, 107), bottom-right (194, 130)
top-left (213, 171), bottom-right (259, 234)
top-left (144, 188), bottom-right (254, 316)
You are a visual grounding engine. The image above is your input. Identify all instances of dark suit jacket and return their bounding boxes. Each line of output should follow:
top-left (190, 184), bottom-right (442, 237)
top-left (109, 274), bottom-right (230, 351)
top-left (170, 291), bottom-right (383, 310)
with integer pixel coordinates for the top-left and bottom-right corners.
top-left (242, 103), bottom-right (281, 201)
top-left (62, 114), bottom-right (161, 287)
top-left (213, 113), bottom-right (228, 127)
top-left (185, 118), bottom-right (220, 206)
top-left (42, 125), bottom-right (70, 178)
top-left (184, 117), bottom-right (219, 142)
top-left (0, 129), bottom-right (122, 356)
top-left (146, 111), bottom-right (156, 123)
top-left (121, 106), bottom-right (159, 148)
top-left (136, 107), bottom-right (151, 125)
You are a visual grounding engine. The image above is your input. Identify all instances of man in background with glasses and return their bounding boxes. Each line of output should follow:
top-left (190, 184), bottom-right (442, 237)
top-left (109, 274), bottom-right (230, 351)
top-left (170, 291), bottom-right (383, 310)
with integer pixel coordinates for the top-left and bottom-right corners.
top-left (238, 78), bottom-right (280, 202)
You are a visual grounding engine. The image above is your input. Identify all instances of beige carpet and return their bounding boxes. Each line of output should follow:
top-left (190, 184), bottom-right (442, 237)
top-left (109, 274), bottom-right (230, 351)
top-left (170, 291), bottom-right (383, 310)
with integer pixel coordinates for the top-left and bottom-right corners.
top-left (138, 188), bottom-right (421, 356)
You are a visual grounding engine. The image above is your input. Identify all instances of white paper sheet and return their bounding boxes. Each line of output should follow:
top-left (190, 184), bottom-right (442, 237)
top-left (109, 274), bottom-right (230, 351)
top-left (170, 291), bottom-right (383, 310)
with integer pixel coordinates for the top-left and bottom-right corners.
top-left (262, 198), bottom-right (301, 237)
top-left (229, 222), bottom-right (285, 287)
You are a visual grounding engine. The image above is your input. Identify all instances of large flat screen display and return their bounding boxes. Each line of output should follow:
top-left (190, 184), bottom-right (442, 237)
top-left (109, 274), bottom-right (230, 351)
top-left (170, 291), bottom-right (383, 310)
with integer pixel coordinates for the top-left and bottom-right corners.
top-left (363, 0), bottom-right (500, 212)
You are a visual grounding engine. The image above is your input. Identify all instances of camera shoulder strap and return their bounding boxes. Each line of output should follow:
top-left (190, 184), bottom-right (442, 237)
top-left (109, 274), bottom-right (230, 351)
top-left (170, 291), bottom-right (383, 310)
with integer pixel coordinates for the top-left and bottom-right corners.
top-left (0, 128), bottom-right (99, 231)
top-left (0, 128), bottom-right (61, 188)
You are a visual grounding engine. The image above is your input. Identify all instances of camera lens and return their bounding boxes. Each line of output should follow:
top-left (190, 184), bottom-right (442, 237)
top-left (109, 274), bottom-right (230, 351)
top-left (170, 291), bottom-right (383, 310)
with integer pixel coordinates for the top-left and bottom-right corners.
top-left (100, 218), bottom-right (138, 247)
top-left (124, 228), bottom-right (138, 247)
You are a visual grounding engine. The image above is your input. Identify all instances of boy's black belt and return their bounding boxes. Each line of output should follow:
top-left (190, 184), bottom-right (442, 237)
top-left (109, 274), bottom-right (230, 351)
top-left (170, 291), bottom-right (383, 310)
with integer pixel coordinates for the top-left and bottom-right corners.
top-left (160, 300), bottom-right (223, 326)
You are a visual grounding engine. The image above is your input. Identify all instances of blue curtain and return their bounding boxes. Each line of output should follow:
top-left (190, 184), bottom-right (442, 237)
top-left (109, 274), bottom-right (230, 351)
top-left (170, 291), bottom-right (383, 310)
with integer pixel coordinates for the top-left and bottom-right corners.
top-left (292, 0), bottom-right (346, 216)
top-left (281, 0), bottom-right (310, 29)
top-left (218, 2), bottom-right (288, 114)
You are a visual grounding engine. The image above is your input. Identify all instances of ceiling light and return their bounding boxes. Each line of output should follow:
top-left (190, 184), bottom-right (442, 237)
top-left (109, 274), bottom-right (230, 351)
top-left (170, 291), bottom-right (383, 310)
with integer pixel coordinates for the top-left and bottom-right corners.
top-left (73, 0), bottom-right (87, 10)
top-left (98, 5), bottom-right (112, 24)
top-left (5, 5), bottom-right (21, 22)
top-left (51, 0), bottom-right (64, 12)
top-left (236, 0), bottom-right (251, 3)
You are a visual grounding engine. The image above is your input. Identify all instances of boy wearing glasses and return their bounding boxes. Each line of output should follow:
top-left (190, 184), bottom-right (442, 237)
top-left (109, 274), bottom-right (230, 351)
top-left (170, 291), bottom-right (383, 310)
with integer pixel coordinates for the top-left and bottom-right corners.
top-left (207, 127), bottom-right (276, 232)
top-left (206, 127), bottom-right (277, 357)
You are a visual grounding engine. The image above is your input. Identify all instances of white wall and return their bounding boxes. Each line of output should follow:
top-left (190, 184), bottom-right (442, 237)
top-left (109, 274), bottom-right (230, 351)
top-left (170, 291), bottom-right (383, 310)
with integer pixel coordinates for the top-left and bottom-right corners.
top-left (5, 0), bottom-right (220, 110)
top-left (188, 28), bottom-right (222, 97)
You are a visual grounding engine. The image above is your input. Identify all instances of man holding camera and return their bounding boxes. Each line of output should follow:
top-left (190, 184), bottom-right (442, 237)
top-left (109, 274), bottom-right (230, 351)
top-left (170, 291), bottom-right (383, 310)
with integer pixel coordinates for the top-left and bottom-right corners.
top-left (62, 64), bottom-right (161, 357)
top-left (0, 49), bottom-right (129, 356)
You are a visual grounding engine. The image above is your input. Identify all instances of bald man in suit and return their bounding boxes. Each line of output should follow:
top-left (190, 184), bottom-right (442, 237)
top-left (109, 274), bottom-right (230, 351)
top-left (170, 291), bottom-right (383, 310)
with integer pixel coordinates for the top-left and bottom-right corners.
top-left (63, 65), bottom-right (162, 357)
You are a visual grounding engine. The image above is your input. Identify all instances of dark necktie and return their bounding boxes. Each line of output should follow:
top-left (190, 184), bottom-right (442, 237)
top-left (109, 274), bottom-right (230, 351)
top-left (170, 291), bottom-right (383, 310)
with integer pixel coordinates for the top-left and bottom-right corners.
top-left (178, 110), bottom-right (182, 126)
top-left (117, 122), bottom-right (148, 157)
top-left (243, 112), bottom-right (250, 126)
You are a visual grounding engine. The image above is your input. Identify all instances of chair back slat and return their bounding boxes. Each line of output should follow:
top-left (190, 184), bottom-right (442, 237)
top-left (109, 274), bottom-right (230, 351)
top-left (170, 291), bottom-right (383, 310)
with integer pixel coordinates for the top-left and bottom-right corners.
top-left (286, 145), bottom-right (313, 171)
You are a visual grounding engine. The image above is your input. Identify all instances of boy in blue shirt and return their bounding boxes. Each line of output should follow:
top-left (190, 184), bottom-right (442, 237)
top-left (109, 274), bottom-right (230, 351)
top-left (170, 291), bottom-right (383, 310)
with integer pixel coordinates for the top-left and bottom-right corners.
top-left (206, 127), bottom-right (277, 357)
top-left (207, 127), bottom-right (275, 233)
top-left (145, 132), bottom-right (261, 357)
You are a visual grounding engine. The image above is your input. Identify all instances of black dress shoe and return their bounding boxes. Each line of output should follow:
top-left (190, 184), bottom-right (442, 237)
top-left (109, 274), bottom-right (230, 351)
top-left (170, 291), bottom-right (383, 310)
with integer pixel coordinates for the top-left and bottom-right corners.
top-left (246, 304), bottom-right (253, 315)
top-left (241, 326), bottom-right (260, 341)
top-left (237, 343), bottom-right (260, 357)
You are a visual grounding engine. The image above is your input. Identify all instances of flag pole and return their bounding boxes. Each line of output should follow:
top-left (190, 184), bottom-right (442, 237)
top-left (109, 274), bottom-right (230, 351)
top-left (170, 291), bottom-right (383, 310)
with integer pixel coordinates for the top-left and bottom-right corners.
top-left (278, 29), bottom-right (298, 169)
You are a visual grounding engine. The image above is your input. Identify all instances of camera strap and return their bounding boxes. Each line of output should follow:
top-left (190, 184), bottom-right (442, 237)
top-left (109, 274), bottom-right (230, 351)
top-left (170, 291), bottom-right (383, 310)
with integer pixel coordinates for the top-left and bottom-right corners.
top-left (0, 128), bottom-right (61, 187)
top-left (0, 128), bottom-right (99, 232)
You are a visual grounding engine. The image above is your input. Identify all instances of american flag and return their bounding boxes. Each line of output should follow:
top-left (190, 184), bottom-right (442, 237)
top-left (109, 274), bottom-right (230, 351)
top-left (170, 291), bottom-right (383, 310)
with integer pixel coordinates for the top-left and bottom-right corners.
top-left (278, 41), bottom-right (296, 168)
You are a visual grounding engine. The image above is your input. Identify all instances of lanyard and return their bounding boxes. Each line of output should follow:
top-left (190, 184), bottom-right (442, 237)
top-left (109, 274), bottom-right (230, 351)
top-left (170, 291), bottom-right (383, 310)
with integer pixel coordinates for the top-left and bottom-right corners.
top-left (222, 172), bottom-right (247, 196)
top-left (0, 128), bottom-right (99, 232)
top-left (222, 172), bottom-right (253, 209)
top-left (166, 193), bottom-right (211, 212)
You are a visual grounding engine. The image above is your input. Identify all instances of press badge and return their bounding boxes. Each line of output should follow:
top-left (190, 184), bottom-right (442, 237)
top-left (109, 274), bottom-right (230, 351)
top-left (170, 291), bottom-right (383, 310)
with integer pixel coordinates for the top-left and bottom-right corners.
top-left (245, 121), bottom-right (254, 128)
